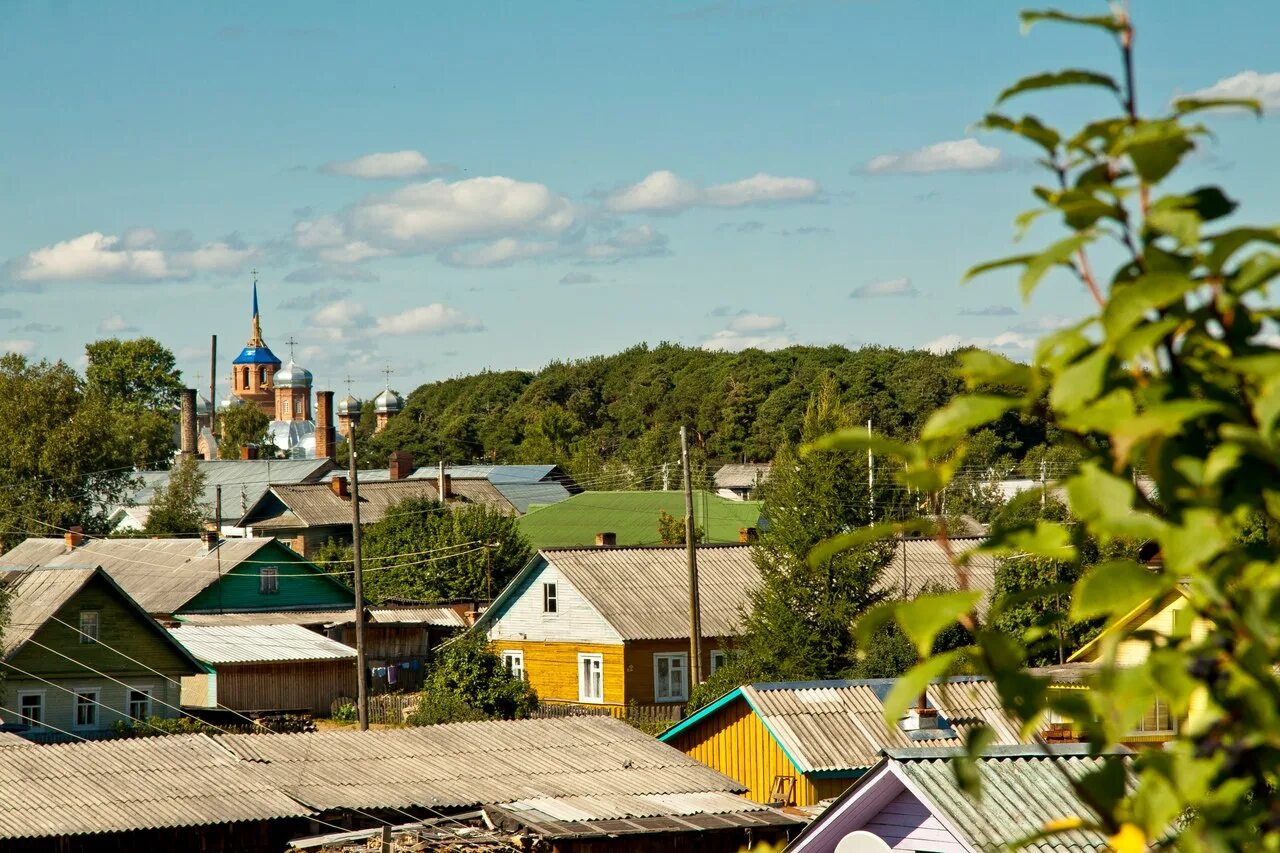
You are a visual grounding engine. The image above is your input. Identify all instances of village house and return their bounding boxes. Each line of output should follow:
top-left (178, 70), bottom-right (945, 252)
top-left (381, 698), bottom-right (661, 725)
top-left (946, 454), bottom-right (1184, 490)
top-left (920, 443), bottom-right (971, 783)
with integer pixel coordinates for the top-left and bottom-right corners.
top-left (517, 490), bottom-right (764, 549)
top-left (320, 459), bottom-right (582, 513)
top-left (786, 745), bottom-right (1137, 853)
top-left (878, 536), bottom-right (999, 613)
top-left (474, 544), bottom-right (759, 715)
top-left (0, 566), bottom-right (204, 739)
top-left (713, 462), bottom-right (772, 500)
top-left (658, 678), bottom-right (1024, 807)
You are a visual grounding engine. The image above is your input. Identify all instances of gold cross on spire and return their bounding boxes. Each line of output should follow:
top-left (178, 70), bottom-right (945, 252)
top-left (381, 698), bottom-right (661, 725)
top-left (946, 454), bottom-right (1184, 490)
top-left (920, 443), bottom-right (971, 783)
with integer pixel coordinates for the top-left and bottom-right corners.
top-left (381, 363), bottom-right (395, 388)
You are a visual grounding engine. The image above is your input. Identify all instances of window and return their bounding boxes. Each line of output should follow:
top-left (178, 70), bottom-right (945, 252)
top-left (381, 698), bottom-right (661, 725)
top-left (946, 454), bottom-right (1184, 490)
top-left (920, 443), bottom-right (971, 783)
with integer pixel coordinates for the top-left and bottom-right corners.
top-left (259, 367), bottom-right (267, 385)
top-left (74, 690), bottom-right (99, 729)
top-left (578, 653), bottom-right (603, 703)
top-left (710, 650), bottom-right (727, 675)
top-left (282, 399), bottom-right (291, 416)
top-left (18, 693), bottom-right (42, 727)
top-left (79, 611), bottom-right (99, 644)
top-left (543, 582), bottom-right (557, 613)
top-left (127, 689), bottom-right (152, 721)
top-left (501, 650), bottom-right (525, 680)
top-left (1132, 698), bottom-right (1175, 735)
top-left (653, 653), bottom-right (688, 703)
top-left (260, 566), bottom-right (279, 594)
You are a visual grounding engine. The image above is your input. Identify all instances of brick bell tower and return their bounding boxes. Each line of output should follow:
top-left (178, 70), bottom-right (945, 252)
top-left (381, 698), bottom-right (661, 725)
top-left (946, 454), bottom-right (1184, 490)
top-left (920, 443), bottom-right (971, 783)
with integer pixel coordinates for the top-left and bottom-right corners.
top-left (230, 273), bottom-right (281, 417)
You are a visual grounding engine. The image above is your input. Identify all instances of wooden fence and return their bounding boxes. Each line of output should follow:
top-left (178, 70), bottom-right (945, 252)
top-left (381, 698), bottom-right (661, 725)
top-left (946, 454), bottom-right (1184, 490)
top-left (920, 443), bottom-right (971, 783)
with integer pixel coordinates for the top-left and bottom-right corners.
top-left (328, 694), bottom-right (684, 731)
top-left (330, 693), bottom-right (420, 725)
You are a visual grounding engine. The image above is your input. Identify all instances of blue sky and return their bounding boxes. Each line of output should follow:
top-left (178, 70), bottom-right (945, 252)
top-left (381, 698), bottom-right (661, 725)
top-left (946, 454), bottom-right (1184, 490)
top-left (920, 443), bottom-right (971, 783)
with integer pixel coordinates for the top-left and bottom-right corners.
top-left (1, 0), bottom-right (1277, 399)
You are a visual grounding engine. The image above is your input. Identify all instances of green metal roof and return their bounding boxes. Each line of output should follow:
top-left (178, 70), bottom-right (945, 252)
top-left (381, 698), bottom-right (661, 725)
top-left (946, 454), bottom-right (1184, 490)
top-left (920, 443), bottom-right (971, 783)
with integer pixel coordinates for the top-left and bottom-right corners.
top-left (516, 490), bottom-right (763, 549)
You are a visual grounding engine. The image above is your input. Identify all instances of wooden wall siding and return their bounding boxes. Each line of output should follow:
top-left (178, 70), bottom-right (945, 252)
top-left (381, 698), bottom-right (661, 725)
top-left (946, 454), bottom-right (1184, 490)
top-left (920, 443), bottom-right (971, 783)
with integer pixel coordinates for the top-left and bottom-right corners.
top-left (0, 677), bottom-right (184, 734)
top-left (8, 573), bottom-right (199, 680)
top-left (329, 625), bottom-right (434, 660)
top-left (487, 560), bottom-right (623, 645)
top-left (623, 639), bottom-right (724, 706)
top-left (862, 789), bottom-right (964, 852)
top-left (1112, 597), bottom-right (1210, 666)
top-left (546, 826), bottom-right (793, 853)
top-left (180, 540), bottom-right (355, 614)
top-left (0, 818), bottom-right (309, 853)
top-left (489, 640), bottom-right (625, 705)
top-left (209, 660), bottom-right (357, 714)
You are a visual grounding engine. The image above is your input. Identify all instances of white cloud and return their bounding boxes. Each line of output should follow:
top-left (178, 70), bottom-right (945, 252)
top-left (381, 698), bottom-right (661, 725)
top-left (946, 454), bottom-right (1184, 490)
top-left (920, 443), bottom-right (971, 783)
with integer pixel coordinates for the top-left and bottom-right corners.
top-left (1186, 71), bottom-right (1280, 111)
top-left (97, 314), bottom-right (139, 333)
top-left (559, 271), bottom-right (600, 285)
top-left (702, 313), bottom-right (794, 352)
top-left (441, 238), bottom-right (558, 268)
top-left (727, 313), bottom-right (785, 333)
top-left (606, 170), bottom-right (819, 213)
top-left (6, 229), bottom-right (257, 284)
top-left (924, 331), bottom-right (1036, 356)
top-left (374, 304), bottom-right (484, 336)
top-left (580, 225), bottom-right (670, 262)
top-left (865, 138), bottom-right (1003, 175)
top-left (320, 150), bottom-right (436, 179)
top-left (310, 299), bottom-right (369, 331)
top-left (279, 287), bottom-right (352, 311)
top-left (960, 305), bottom-right (1018, 317)
top-left (283, 265), bottom-right (380, 284)
top-left (317, 241), bottom-right (391, 265)
top-left (0, 339), bottom-right (36, 355)
top-left (850, 277), bottom-right (919, 298)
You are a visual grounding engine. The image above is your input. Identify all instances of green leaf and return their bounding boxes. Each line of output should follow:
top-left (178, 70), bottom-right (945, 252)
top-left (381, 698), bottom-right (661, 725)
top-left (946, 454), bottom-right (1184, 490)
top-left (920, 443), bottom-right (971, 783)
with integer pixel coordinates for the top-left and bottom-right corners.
top-left (1205, 227), bottom-right (1280, 274)
top-left (802, 429), bottom-right (913, 459)
top-left (854, 601), bottom-right (903, 650)
top-left (1228, 252), bottom-right (1280, 297)
top-left (955, 725), bottom-right (995, 798)
top-left (984, 519), bottom-right (1076, 561)
top-left (997, 69), bottom-right (1120, 105)
top-left (921, 394), bottom-right (1018, 441)
top-left (1254, 374), bottom-right (1280, 435)
top-left (1171, 96), bottom-right (1263, 118)
top-left (1113, 120), bottom-right (1195, 183)
top-left (1161, 509), bottom-right (1230, 576)
top-left (1059, 388), bottom-right (1136, 435)
top-left (1071, 559), bottom-right (1172, 620)
top-left (1183, 187), bottom-right (1238, 221)
top-left (957, 349), bottom-right (1033, 389)
top-left (1019, 9), bottom-right (1124, 34)
top-left (806, 519), bottom-right (933, 568)
top-left (881, 651), bottom-right (964, 726)
top-left (977, 113), bottom-right (1061, 155)
top-left (1102, 273), bottom-right (1198, 339)
top-left (1145, 207), bottom-right (1200, 249)
top-left (1020, 232), bottom-right (1094, 300)
top-left (1066, 463), bottom-right (1165, 540)
top-left (1111, 400), bottom-right (1224, 462)
top-left (963, 253), bottom-right (1036, 283)
top-left (1049, 348), bottom-right (1111, 414)
top-left (896, 591), bottom-right (982, 657)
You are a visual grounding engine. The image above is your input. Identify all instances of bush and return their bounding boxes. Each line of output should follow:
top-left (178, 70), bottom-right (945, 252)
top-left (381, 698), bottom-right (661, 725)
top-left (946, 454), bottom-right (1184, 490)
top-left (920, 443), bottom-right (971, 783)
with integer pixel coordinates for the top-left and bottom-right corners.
top-left (687, 650), bottom-right (776, 713)
top-left (331, 702), bottom-right (357, 724)
top-left (412, 633), bottom-right (538, 723)
top-left (406, 690), bottom-right (489, 726)
top-left (110, 716), bottom-right (222, 738)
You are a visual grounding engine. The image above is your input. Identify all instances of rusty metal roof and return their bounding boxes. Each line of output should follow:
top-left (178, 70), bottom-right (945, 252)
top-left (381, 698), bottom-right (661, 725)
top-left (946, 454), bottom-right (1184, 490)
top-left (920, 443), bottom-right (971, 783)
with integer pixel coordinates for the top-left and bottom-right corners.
top-left (0, 734), bottom-right (311, 839)
top-left (168, 623), bottom-right (356, 665)
top-left (537, 545), bottom-right (760, 640)
top-left (244, 479), bottom-right (516, 530)
top-left (878, 537), bottom-right (999, 615)
top-left (214, 716), bottom-right (747, 812)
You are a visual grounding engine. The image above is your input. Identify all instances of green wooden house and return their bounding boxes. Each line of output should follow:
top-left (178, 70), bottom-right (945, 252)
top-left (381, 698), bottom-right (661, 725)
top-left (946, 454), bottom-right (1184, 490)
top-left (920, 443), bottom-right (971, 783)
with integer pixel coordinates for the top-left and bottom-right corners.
top-left (0, 566), bottom-right (205, 740)
top-left (0, 536), bottom-right (355, 617)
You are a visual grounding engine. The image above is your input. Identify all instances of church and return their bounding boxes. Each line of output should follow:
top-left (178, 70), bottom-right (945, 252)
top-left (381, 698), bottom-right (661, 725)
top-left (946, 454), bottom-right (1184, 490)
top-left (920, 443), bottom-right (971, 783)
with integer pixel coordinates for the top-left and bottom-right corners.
top-left (214, 279), bottom-right (405, 459)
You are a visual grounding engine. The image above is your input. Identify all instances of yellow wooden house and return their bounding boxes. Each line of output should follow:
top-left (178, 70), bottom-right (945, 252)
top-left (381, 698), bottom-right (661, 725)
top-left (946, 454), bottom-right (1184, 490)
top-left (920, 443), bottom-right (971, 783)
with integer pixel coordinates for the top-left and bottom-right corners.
top-left (473, 545), bottom-right (759, 713)
top-left (657, 677), bottom-right (1024, 807)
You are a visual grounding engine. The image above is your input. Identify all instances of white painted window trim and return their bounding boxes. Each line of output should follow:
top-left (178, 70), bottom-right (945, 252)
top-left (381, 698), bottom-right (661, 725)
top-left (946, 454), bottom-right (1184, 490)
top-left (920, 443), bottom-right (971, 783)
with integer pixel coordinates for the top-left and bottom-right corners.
top-left (78, 610), bottom-right (100, 644)
top-left (72, 687), bottom-right (101, 730)
top-left (501, 650), bottom-right (525, 680)
top-left (127, 685), bottom-right (154, 721)
top-left (543, 582), bottom-right (558, 613)
top-left (16, 690), bottom-right (45, 728)
top-left (709, 650), bottom-right (727, 675)
top-left (577, 653), bottom-right (603, 703)
top-left (260, 566), bottom-right (279, 594)
top-left (653, 652), bottom-right (689, 703)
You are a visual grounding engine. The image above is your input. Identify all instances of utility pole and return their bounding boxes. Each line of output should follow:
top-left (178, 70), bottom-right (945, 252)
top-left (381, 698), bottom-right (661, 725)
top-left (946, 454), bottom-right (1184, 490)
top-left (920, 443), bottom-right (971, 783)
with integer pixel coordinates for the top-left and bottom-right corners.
top-left (215, 486), bottom-right (224, 615)
top-left (1040, 459), bottom-right (1048, 509)
top-left (484, 541), bottom-right (498, 601)
top-left (209, 335), bottom-right (217, 443)
top-left (680, 426), bottom-right (703, 687)
top-left (349, 420), bottom-right (370, 731)
top-left (867, 419), bottom-right (875, 523)
top-left (662, 462), bottom-right (670, 491)
top-left (438, 459), bottom-right (446, 502)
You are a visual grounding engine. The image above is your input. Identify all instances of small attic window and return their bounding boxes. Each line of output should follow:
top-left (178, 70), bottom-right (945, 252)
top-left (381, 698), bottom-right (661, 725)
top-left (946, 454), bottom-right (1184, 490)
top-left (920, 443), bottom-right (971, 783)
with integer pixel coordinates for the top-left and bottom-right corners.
top-left (260, 566), bottom-right (279, 594)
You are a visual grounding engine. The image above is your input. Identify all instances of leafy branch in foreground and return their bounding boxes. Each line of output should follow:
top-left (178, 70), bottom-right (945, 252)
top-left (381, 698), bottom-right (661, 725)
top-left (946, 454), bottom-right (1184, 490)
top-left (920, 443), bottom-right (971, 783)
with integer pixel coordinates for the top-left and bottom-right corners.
top-left (810, 5), bottom-right (1278, 850)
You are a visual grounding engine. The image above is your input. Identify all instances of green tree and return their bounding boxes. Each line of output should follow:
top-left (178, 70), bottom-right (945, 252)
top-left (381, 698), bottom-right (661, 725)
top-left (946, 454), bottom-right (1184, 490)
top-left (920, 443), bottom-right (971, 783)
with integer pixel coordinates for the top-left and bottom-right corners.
top-left (84, 337), bottom-right (183, 411)
top-left (657, 510), bottom-right (703, 545)
top-left (814, 7), bottom-right (1280, 847)
top-left (143, 454), bottom-right (208, 535)
top-left (218, 404), bottom-right (272, 459)
top-left (360, 497), bottom-right (532, 602)
top-left (407, 632), bottom-right (537, 724)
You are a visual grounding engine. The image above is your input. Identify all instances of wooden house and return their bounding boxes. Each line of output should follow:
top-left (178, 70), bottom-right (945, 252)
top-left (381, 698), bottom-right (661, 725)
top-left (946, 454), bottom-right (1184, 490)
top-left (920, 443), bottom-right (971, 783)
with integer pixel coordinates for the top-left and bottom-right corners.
top-left (786, 745), bottom-right (1136, 853)
top-left (0, 567), bottom-right (204, 739)
top-left (169, 623), bottom-right (357, 714)
top-left (658, 678), bottom-right (1024, 807)
top-left (473, 545), bottom-right (759, 713)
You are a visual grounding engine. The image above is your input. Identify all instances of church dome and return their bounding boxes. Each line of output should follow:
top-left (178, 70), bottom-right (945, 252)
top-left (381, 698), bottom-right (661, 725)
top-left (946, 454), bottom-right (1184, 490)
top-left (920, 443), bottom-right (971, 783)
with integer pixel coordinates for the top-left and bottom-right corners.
top-left (219, 394), bottom-right (245, 411)
top-left (274, 360), bottom-right (313, 389)
top-left (337, 393), bottom-right (362, 417)
top-left (196, 393), bottom-right (213, 417)
top-left (374, 388), bottom-right (403, 414)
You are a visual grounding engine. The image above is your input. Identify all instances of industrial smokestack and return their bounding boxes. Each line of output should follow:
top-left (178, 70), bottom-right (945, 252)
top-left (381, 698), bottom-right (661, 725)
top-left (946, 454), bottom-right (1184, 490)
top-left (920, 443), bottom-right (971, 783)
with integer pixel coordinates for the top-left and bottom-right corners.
top-left (179, 388), bottom-right (198, 459)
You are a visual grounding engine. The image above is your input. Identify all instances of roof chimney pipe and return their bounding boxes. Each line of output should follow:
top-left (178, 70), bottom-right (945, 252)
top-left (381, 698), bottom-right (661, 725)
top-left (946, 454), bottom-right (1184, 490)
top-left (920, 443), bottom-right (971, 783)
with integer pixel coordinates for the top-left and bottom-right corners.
top-left (179, 388), bottom-right (198, 459)
top-left (389, 450), bottom-right (414, 481)
top-left (64, 526), bottom-right (85, 552)
top-left (331, 476), bottom-right (349, 499)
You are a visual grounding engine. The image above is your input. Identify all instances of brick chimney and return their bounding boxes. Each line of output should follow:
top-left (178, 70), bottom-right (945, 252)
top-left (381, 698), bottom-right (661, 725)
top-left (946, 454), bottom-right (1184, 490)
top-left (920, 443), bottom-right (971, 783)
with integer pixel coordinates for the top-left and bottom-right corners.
top-left (315, 391), bottom-right (336, 463)
top-left (240, 444), bottom-right (259, 461)
top-left (389, 450), bottom-right (414, 481)
top-left (199, 528), bottom-right (219, 554)
top-left (738, 527), bottom-right (759, 544)
top-left (330, 476), bottom-right (349, 499)
top-left (595, 531), bottom-right (617, 548)
top-left (179, 388), bottom-right (197, 459)
top-left (64, 526), bottom-right (85, 551)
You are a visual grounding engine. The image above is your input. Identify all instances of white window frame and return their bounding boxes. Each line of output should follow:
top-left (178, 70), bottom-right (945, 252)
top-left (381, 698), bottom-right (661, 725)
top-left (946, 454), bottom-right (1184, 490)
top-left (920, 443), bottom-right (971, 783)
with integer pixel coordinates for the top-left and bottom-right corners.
top-left (653, 652), bottom-right (689, 703)
top-left (127, 687), bottom-right (153, 721)
top-left (577, 653), bottom-right (603, 703)
top-left (260, 566), bottom-right (279, 594)
top-left (282, 399), bottom-right (291, 416)
top-left (501, 650), bottom-right (525, 680)
top-left (709, 650), bottom-right (727, 675)
top-left (543, 582), bottom-right (557, 613)
top-left (17, 691), bottom-right (44, 728)
top-left (79, 610), bottom-right (100, 644)
top-left (1129, 697), bottom-right (1177, 736)
top-left (73, 688), bottom-right (100, 730)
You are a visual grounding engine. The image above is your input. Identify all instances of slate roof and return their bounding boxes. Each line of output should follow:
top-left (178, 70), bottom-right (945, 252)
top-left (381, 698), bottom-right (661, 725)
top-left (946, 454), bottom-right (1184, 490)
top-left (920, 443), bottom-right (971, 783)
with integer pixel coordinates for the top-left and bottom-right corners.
top-left (176, 605), bottom-right (467, 629)
top-left (661, 678), bottom-right (1025, 774)
top-left (713, 463), bottom-right (772, 490)
top-left (517, 490), bottom-right (763, 549)
top-left (320, 464), bottom-right (577, 513)
top-left (878, 536), bottom-right (999, 616)
top-left (0, 537), bottom-right (277, 614)
top-left (168, 624), bottom-right (357, 665)
top-left (121, 458), bottom-right (335, 525)
top-left (242, 479), bottom-right (516, 529)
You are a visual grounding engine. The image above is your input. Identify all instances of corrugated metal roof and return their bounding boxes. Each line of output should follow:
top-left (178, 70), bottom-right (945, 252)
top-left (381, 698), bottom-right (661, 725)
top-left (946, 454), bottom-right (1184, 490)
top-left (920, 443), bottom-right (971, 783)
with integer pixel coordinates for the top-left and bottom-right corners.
top-left (501, 790), bottom-right (774, 822)
top-left (0, 537), bottom-right (275, 614)
top-left (246, 479), bottom-right (515, 529)
top-left (544, 545), bottom-right (759, 640)
top-left (492, 482), bottom-right (573, 514)
top-left (122, 458), bottom-right (334, 524)
top-left (0, 567), bottom-right (98, 658)
top-left (741, 678), bottom-right (1025, 773)
top-left (176, 606), bottom-right (466, 629)
top-left (878, 537), bottom-right (999, 615)
top-left (713, 463), bottom-right (772, 489)
top-left (169, 623), bottom-right (356, 664)
top-left (0, 733), bottom-right (311, 839)
top-left (893, 748), bottom-right (1129, 852)
top-left (214, 716), bottom-right (747, 812)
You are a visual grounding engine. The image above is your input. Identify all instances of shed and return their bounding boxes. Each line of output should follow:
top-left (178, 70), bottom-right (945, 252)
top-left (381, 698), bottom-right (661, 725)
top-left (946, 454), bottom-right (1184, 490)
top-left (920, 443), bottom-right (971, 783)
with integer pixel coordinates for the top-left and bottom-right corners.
top-left (713, 463), bottom-right (772, 500)
top-left (170, 623), bottom-right (357, 714)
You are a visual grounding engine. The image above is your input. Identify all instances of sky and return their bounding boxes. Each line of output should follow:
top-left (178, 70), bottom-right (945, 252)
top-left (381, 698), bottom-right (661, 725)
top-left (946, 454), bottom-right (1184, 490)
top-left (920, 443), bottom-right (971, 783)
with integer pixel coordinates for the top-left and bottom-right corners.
top-left (2, 0), bottom-right (1278, 400)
